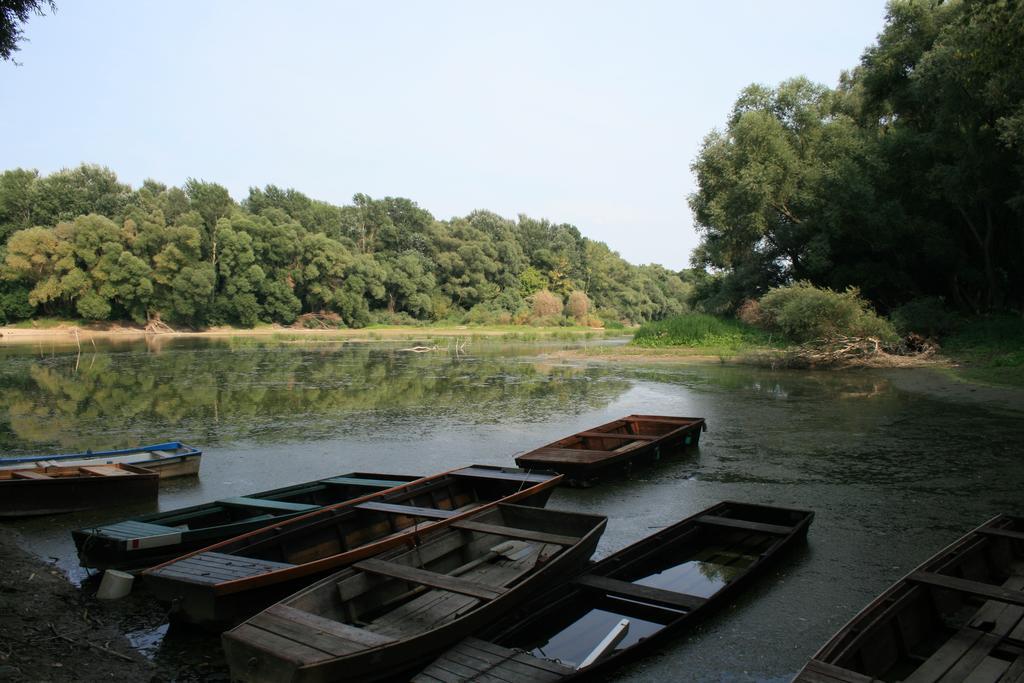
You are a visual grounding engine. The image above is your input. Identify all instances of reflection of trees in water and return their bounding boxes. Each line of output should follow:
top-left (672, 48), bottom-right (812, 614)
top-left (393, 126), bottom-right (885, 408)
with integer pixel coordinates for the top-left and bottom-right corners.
top-left (0, 343), bottom-right (630, 451)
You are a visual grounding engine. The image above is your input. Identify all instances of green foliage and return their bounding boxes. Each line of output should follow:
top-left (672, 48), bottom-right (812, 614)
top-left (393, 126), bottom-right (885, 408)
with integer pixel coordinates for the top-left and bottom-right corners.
top-left (0, 281), bottom-right (34, 322)
top-left (0, 167), bottom-right (690, 329)
top-left (890, 297), bottom-right (960, 337)
top-left (0, 0), bottom-right (55, 62)
top-left (690, 1), bottom-right (1024, 315)
top-left (632, 313), bottom-right (770, 349)
top-left (941, 314), bottom-right (1024, 386)
top-left (758, 282), bottom-right (897, 342)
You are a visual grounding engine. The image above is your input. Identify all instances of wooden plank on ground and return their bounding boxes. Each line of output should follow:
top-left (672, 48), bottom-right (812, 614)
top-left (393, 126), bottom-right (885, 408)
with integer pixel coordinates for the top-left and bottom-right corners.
top-left (354, 501), bottom-right (457, 519)
top-left (450, 520), bottom-right (578, 546)
top-left (355, 558), bottom-right (507, 601)
top-left (696, 515), bottom-right (792, 536)
top-left (573, 573), bottom-right (706, 611)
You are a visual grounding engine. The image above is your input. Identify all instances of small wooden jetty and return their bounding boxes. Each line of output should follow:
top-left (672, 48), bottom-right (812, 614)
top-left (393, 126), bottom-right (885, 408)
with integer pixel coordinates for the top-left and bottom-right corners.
top-left (414, 501), bottom-right (813, 682)
top-left (0, 463), bottom-right (159, 517)
top-left (143, 465), bottom-right (561, 628)
top-left (514, 415), bottom-right (706, 485)
top-left (0, 441), bottom-right (202, 479)
top-left (793, 513), bottom-right (1024, 683)
top-left (222, 504), bottom-right (607, 683)
top-left (73, 472), bottom-right (422, 570)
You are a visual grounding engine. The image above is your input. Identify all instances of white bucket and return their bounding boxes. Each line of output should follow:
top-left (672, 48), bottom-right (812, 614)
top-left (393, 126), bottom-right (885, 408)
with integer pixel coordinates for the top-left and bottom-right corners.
top-left (96, 569), bottom-right (134, 600)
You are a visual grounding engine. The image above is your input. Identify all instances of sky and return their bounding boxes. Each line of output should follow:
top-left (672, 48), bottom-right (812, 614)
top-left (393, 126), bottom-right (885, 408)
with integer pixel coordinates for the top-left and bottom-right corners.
top-left (1, 1), bottom-right (890, 270)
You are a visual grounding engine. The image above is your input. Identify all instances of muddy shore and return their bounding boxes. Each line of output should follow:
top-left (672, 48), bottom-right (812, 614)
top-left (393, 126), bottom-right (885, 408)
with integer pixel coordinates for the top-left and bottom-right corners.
top-left (0, 526), bottom-right (229, 682)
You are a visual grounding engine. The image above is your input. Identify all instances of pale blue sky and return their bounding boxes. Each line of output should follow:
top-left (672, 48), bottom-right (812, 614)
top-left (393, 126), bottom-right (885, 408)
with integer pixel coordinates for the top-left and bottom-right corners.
top-left (1, 1), bottom-right (889, 269)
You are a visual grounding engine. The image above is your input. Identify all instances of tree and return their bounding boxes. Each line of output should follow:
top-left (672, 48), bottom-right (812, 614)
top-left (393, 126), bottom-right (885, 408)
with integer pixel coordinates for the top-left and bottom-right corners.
top-left (1, 0), bottom-right (55, 62)
top-left (566, 290), bottom-right (590, 322)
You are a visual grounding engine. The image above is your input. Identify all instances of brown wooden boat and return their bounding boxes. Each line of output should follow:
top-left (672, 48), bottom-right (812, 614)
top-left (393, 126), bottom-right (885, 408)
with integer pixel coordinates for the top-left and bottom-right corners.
top-left (222, 504), bottom-right (608, 683)
top-left (514, 415), bottom-right (706, 485)
top-left (793, 513), bottom-right (1024, 683)
top-left (0, 463), bottom-right (159, 518)
top-left (143, 465), bottom-right (561, 628)
top-left (414, 501), bottom-right (813, 682)
top-left (0, 441), bottom-right (201, 479)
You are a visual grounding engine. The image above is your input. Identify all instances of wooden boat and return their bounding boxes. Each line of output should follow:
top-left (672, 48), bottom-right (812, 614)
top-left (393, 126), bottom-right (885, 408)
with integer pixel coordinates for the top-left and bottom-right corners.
top-left (514, 415), bottom-right (707, 485)
top-left (0, 463), bottom-right (159, 518)
top-left (415, 500), bottom-right (814, 682)
top-left (222, 503), bottom-right (608, 683)
top-left (73, 472), bottom-right (422, 571)
top-left (143, 465), bottom-right (561, 628)
top-left (793, 513), bottom-right (1024, 683)
top-left (0, 441), bottom-right (202, 479)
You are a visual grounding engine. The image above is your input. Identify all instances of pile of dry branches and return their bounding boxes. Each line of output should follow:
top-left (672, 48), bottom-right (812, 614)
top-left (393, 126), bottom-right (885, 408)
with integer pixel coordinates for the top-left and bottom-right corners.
top-left (778, 333), bottom-right (940, 368)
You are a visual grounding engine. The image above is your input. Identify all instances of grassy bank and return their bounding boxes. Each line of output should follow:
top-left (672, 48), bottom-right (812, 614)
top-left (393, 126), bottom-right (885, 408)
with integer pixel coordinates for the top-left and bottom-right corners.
top-left (941, 315), bottom-right (1024, 386)
top-left (631, 313), bottom-right (776, 355)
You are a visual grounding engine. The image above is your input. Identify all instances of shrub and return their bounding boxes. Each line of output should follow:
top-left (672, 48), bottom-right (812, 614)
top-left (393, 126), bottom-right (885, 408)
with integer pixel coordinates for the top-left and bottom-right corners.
top-left (758, 282), bottom-right (896, 342)
top-left (890, 297), bottom-right (960, 337)
top-left (530, 289), bottom-right (562, 318)
top-left (736, 299), bottom-right (765, 327)
top-left (566, 290), bottom-right (590, 322)
top-left (632, 313), bottom-right (769, 348)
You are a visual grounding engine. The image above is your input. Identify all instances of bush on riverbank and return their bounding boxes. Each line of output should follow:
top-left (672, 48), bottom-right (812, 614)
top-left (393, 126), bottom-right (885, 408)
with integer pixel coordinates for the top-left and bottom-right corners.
top-left (631, 313), bottom-right (771, 349)
top-left (757, 282), bottom-right (897, 342)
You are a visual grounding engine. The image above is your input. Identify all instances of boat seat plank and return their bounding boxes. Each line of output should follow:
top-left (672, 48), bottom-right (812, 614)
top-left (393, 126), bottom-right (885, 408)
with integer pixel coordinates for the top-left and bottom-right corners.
top-left (908, 572), bottom-right (1024, 608)
top-left (11, 470), bottom-right (52, 479)
top-left (467, 638), bottom-right (577, 676)
top-left (573, 573), bottom-right (707, 611)
top-left (628, 416), bottom-right (701, 424)
top-left (354, 501), bottom-right (457, 519)
top-left (450, 520), bottom-right (579, 547)
top-left (93, 520), bottom-right (183, 539)
top-left (228, 622), bottom-right (337, 665)
top-left (218, 496), bottom-right (319, 513)
top-left (977, 527), bottom-right (1024, 543)
top-left (80, 465), bottom-right (133, 476)
top-left (149, 551), bottom-right (294, 584)
top-left (516, 448), bottom-right (620, 465)
top-left (1000, 653), bottom-right (1024, 683)
top-left (450, 466), bottom-right (556, 484)
top-left (354, 558), bottom-right (507, 601)
top-left (697, 515), bottom-right (793, 536)
top-left (414, 638), bottom-right (573, 682)
top-left (249, 604), bottom-right (394, 657)
top-left (963, 656), bottom-right (1011, 683)
top-left (574, 431), bottom-right (658, 441)
top-left (321, 476), bottom-right (411, 489)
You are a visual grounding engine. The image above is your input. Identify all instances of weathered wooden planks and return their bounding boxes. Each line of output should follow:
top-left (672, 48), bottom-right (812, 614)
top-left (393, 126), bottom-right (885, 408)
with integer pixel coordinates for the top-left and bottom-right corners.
top-left (572, 574), bottom-right (706, 611)
top-left (355, 558), bottom-right (508, 601)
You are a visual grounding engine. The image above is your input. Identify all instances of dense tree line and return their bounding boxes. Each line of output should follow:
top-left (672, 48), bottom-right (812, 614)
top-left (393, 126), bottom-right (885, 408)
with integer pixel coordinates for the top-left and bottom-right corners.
top-left (0, 165), bottom-right (691, 327)
top-left (690, 0), bottom-right (1024, 316)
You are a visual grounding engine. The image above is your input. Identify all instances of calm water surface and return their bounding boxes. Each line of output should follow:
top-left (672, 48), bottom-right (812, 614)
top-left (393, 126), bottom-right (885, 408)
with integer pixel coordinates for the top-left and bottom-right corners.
top-left (2, 336), bottom-right (1023, 681)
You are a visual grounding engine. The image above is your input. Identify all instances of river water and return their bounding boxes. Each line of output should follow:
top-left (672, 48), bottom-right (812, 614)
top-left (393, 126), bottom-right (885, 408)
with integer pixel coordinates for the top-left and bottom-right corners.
top-left (2, 336), bottom-right (1022, 681)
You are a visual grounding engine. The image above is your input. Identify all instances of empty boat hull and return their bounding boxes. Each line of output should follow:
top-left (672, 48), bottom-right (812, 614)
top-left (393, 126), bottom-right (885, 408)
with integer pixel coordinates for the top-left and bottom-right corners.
top-left (73, 472), bottom-right (423, 570)
top-left (0, 441), bottom-right (202, 480)
top-left (793, 513), bottom-right (1024, 683)
top-left (223, 504), bottom-right (608, 683)
top-left (0, 464), bottom-right (160, 518)
top-left (415, 501), bottom-right (814, 682)
top-left (143, 466), bottom-right (561, 628)
top-left (514, 415), bottom-right (706, 485)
